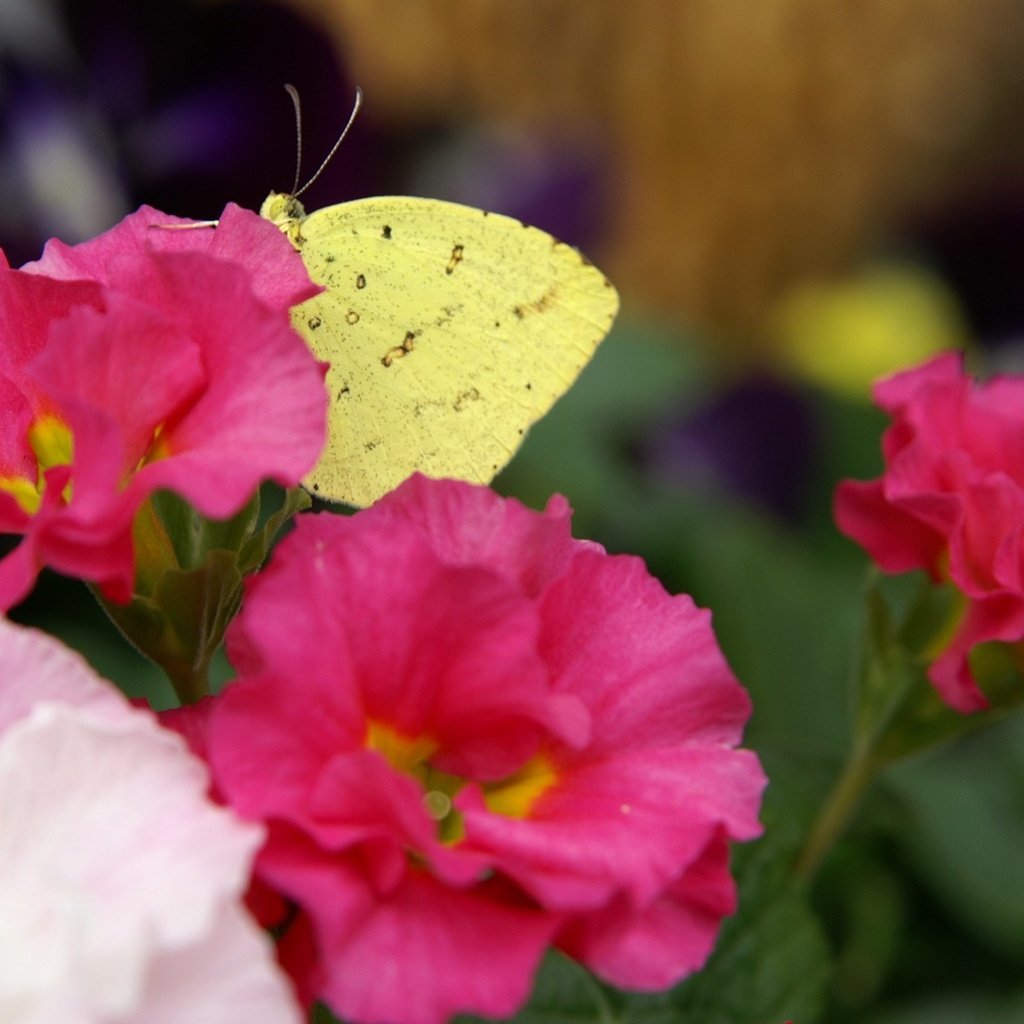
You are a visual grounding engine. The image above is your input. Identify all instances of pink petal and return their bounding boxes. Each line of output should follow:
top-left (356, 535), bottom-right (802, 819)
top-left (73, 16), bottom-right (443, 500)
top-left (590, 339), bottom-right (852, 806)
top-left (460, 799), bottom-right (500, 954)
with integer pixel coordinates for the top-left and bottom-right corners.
top-left (227, 514), bottom-right (586, 772)
top-left (0, 376), bottom-right (42, 487)
top-left (0, 266), bottom-right (102, 378)
top-left (32, 292), bottom-right (206, 473)
top-left (127, 254), bottom-right (327, 515)
top-left (557, 832), bottom-right (737, 989)
top-left (834, 479), bottom-right (946, 574)
top-left (132, 904), bottom-right (300, 1024)
top-left (460, 746), bottom-right (765, 910)
top-left (538, 549), bottom-right (753, 751)
top-left (261, 846), bottom-right (557, 1024)
top-left (373, 474), bottom-right (590, 597)
top-left (25, 203), bottom-right (318, 316)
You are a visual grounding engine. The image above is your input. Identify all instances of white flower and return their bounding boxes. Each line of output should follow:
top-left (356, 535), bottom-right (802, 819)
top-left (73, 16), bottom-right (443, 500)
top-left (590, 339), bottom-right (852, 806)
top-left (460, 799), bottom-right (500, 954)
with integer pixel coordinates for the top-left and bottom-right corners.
top-left (0, 618), bottom-right (300, 1023)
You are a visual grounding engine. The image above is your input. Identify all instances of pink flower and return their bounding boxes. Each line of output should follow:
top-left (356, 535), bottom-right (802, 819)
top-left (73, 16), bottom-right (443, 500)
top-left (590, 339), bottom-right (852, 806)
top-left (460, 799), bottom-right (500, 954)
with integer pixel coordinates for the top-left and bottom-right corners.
top-left (0, 204), bottom-right (327, 609)
top-left (0, 617), bottom-right (301, 1022)
top-left (835, 351), bottom-right (1024, 711)
top-left (179, 475), bottom-right (765, 1024)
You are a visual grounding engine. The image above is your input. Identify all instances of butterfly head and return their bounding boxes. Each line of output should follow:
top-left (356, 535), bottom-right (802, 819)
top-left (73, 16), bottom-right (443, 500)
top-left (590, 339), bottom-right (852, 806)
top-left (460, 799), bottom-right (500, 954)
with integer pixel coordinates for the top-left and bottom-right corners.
top-left (260, 191), bottom-right (307, 248)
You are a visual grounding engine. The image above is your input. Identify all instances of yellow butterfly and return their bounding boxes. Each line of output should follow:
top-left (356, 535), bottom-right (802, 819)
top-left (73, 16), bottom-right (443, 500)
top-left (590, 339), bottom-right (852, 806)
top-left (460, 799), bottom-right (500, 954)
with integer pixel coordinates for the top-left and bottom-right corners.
top-left (261, 92), bottom-right (619, 508)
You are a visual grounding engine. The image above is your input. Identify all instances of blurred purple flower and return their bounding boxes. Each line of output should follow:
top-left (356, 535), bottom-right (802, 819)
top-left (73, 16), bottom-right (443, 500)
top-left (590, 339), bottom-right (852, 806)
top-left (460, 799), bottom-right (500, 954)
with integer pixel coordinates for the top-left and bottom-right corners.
top-left (409, 126), bottom-right (614, 252)
top-left (643, 375), bottom-right (819, 523)
top-left (0, 0), bottom-right (372, 264)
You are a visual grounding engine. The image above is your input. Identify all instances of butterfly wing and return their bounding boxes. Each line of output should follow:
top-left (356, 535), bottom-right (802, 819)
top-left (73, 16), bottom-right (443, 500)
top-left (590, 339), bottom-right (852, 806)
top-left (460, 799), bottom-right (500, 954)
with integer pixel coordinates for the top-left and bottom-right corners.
top-left (291, 195), bottom-right (619, 506)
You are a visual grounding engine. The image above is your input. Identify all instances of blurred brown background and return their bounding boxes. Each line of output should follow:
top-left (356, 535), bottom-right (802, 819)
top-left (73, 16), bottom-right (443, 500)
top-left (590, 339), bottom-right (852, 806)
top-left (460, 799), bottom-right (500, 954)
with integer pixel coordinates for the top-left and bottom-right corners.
top-left (4, 0), bottom-right (1024, 363)
top-left (288, 0), bottom-right (1024, 357)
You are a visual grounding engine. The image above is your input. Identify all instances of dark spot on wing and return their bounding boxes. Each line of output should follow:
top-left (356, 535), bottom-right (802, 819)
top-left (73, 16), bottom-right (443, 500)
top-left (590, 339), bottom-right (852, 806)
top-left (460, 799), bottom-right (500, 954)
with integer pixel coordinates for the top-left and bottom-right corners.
top-left (446, 244), bottom-right (465, 275)
top-left (434, 304), bottom-right (461, 328)
top-left (307, 315), bottom-right (322, 330)
top-left (382, 225), bottom-right (392, 240)
top-left (453, 387), bottom-right (481, 412)
top-left (382, 330), bottom-right (417, 367)
top-left (356, 273), bottom-right (367, 289)
top-left (513, 286), bottom-right (557, 320)
top-left (346, 310), bottom-right (360, 324)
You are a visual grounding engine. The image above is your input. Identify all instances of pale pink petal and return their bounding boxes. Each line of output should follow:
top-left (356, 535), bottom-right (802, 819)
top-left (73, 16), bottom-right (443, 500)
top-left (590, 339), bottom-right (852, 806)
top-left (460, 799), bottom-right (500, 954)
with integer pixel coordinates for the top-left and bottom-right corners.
top-left (0, 621), bottom-right (299, 1023)
top-left (0, 617), bottom-right (131, 731)
top-left (131, 904), bottom-right (299, 1024)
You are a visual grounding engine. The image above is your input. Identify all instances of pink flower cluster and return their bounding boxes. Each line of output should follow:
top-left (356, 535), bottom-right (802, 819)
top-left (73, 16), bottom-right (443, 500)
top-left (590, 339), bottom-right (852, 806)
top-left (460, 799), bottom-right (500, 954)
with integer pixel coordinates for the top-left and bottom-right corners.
top-left (0, 204), bottom-right (327, 609)
top-left (836, 351), bottom-right (1024, 712)
top-left (174, 475), bottom-right (766, 1024)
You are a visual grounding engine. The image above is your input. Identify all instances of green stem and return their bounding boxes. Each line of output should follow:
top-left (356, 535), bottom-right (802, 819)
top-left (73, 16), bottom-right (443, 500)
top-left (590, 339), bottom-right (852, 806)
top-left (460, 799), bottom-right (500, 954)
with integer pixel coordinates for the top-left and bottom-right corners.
top-left (793, 740), bottom-right (881, 881)
top-left (164, 660), bottom-right (212, 705)
top-left (573, 959), bottom-right (620, 1024)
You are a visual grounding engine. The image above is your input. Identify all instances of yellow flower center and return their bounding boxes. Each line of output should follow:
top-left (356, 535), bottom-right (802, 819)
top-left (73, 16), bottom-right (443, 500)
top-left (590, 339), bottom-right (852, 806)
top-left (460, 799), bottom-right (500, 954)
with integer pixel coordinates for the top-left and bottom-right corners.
top-left (139, 423), bottom-right (172, 468)
top-left (481, 754), bottom-right (558, 819)
top-left (365, 720), bottom-right (559, 842)
top-left (0, 414), bottom-right (74, 513)
top-left (29, 414), bottom-right (74, 471)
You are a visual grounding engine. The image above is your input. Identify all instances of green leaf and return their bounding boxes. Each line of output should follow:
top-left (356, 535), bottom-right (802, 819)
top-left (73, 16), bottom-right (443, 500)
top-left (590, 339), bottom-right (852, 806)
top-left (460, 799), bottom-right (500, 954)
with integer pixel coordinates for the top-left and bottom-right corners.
top-left (884, 712), bottom-right (1024, 958)
top-left (311, 1004), bottom-right (343, 1024)
top-left (862, 986), bottom-right (1024, 1024)
top-left (238, 485), bottom-right (311, 574)
top-left (495, 322), bottom-right (706, 540)
top-left (98, 485), bottom-right (311, 703)
top-left (854, 574), bottom-right (1024, 765)
top-left (97, 548), bottom-right (244, 704)
top-left (150, 488), bottom-right (260, 571)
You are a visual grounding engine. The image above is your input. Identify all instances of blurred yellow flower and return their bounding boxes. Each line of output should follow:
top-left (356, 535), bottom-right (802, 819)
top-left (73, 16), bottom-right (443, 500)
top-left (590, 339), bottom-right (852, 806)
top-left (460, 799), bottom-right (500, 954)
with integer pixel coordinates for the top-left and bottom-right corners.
top-left (770, 263), bottom-right (969, 399)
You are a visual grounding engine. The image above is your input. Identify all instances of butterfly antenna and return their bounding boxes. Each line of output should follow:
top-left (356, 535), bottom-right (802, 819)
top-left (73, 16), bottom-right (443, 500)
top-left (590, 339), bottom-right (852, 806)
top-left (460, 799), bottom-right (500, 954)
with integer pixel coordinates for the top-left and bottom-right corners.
top-left (293, 86), bottom-right (363, 200)
top-left (284, 83), bottom-right (304, 196)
